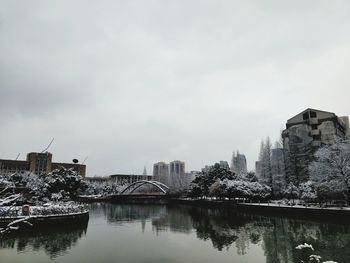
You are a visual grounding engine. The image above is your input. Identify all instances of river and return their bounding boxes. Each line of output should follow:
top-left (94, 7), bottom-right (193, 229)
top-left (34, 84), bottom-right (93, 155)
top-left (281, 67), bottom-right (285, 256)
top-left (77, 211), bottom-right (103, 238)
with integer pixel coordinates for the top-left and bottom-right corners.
top-left (1, 203), bottom-right (349, 263)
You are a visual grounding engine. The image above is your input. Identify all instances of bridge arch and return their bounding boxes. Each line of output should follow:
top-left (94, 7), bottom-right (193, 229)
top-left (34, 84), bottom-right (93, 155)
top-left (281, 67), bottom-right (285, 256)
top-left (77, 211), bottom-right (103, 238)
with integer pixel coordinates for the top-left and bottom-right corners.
top-left (120, 180), bottom-right (169, 194)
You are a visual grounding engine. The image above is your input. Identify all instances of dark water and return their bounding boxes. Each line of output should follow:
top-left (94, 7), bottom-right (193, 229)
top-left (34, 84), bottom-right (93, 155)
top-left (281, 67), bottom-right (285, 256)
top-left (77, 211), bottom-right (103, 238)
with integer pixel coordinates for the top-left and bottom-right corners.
top-left (1, 203), bottom-right (350, 263)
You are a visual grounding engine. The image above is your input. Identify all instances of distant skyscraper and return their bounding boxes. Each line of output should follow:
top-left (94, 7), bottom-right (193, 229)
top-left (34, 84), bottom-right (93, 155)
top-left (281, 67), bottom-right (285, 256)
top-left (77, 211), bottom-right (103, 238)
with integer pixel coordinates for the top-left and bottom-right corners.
top-left (153, 162), bottom-right (170, 185)
top-left (143, 166), bottom-right (147, 176)
top-left (169, 160), bottom-right (185, 189)
top-left (169, 160), bottom-right (185, 177)
top-left (231, 151), bottom-right (247, 176)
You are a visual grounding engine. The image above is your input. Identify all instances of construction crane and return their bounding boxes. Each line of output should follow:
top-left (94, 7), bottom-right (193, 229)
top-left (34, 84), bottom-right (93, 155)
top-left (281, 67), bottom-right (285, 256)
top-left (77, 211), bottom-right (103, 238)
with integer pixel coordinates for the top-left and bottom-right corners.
top-left (41, 138), bottom-right (54, 153)
top-left (82, 156), bottom-right (88, 165)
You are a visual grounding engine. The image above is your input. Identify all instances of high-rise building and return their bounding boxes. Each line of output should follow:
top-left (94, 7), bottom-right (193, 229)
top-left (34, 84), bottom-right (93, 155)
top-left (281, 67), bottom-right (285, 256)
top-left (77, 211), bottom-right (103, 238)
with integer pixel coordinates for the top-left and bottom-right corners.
top-left (282, 108), bottom-right (349, 184)
top-left (169, 160), bottom-right (185, 189)
top-left (152, 160), bottom-right (188, 190)
top-left (169, 160), bottom-right (185, 177)
top-left (231, 151), bottom-right (247, 176)
top-left (153, 162), bottom-right (170, 185)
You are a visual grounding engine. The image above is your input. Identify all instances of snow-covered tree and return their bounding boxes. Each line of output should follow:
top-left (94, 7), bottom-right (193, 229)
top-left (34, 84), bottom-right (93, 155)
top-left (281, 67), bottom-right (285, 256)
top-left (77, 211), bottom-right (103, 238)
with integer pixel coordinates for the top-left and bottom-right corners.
top-left (309, 140), bottom-right (350, 202)
top-left (284, 134), bottom-right (313, 186)
top-left (83, 180), bottom-right (125, 196)
top-left (210, 179), bottom-right (271, 200)
top-left (299, 181), bottom-right (317, 202)
top-left (188, 162), bottom-right (235, 198)
top-left (246, 171), bottom-right (258, 182)
top-left (45, 167), bottom-right (87, 199)
top-left (271, 143), bottom-right (287, 197)
top-left (0, 167), bottom-right (87, 202)
top-left (284, 182), bottom-right (299, 203)
top-left (189, 160), bottom-right (272, 200)
top-left (258, 137), bottom-right (272, 188)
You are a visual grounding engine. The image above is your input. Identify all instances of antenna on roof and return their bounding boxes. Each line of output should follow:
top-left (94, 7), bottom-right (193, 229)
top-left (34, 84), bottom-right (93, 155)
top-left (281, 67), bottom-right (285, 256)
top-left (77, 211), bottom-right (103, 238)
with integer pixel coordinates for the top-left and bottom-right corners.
top-left (82, 156), bottom-right (88, 165)
top-left (15, 153), bottom-right (20, 160)
top-left (41, 138), bottom-right (54, 153)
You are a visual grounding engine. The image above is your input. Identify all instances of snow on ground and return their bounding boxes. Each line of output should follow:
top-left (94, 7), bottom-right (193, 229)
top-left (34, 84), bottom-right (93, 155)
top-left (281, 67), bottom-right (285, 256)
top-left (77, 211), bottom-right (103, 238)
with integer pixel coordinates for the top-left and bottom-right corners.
top-left (240, 202), bottom-right (350, 211)
top-left (0, 202), bottom-right (87, 218)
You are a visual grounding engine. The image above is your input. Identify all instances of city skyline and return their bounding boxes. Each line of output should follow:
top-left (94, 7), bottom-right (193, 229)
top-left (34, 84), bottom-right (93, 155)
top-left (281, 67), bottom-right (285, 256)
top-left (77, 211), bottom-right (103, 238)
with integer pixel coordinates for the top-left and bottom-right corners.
top-left (1, 1), bottom-right (350, 176)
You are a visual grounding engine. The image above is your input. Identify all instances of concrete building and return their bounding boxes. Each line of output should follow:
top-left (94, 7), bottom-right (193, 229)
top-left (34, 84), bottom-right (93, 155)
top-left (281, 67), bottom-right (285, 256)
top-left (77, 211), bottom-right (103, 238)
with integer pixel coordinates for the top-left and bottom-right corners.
top-left (152, 160), bottom-right (189, 190)
top-left (27, 152), bottom-right (53, 174)
top-left (0, 159), bottom-right (29, 175)
top-left (169, 160), bottom-right (185, 177)
top-left (0, 152), bottom-right (86, 177)
top-left (109, 174), bottom-right (152, 184)
top-left (84, 176), bottom-right (111, 183)
top-left (169, 160), bottom-right (186, 190)
top-left (153, 162), bottom-right (170, 185)
top-left (282, 108), bottom-right (349, 184)
top-left (230, 151), bottom-right (248, 176)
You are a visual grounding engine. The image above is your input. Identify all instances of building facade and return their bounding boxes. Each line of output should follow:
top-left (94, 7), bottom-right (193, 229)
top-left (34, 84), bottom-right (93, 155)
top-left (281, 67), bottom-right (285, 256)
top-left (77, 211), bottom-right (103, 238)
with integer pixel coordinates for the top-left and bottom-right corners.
top-left (27, 152), bottom-right (53, 174)
top-left (230, 151), bottom-right (248, 176)
top-left (169, 160), bottom-right (186, 189)
top-left (109, 174), bottom-right (152, 184)
top-left (0, 152), bottom-right (86, 177)
top-left (0, 159), bottom-right (29, 175)
top-left (169, 160), bottom-right (185, 177)
top-left (153, 162), bottom-right (170, 185)
top-left (282, 108), bottom-right (349, 184)
top-left (152, 160), bottom-right (190, 190)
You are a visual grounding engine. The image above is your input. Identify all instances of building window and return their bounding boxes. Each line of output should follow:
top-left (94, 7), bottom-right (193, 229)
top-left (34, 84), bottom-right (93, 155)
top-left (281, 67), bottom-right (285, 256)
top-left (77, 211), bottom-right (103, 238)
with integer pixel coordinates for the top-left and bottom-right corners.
top-left (303, 112), bottom-right (309, 120)
top-left (310, 111), bottom-right (317, 118)
top-left (311, 124), bottom-right (318, 130)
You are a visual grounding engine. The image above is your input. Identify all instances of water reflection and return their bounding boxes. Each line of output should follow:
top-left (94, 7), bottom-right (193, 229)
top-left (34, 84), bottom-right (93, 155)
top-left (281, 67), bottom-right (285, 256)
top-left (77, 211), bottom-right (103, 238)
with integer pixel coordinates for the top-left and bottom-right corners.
top-left (102, 203), bottom-right (350, 263)
top-left (1, 204), bottom-right (349, 263)
top-left (0, 221), bottom-right (88, 259)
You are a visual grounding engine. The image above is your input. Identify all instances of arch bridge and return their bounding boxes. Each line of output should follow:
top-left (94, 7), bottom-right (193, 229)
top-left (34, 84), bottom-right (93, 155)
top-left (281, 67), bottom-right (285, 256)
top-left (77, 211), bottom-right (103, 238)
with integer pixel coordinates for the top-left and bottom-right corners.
top-left (120, 180), bottom-right (169, 195)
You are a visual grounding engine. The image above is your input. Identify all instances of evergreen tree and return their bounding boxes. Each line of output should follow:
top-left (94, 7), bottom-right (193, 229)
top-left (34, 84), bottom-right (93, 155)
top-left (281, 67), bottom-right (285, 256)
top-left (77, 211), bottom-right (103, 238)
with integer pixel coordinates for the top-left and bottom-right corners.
top-left (258, 137), bottom-right (272, 188)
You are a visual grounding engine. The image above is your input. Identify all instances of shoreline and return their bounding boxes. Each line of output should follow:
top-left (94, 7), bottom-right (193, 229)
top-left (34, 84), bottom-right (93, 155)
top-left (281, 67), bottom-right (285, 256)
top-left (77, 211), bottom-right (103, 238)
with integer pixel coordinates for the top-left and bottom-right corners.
top-left (83, 195), bottom-right (350, 222)
top-left (0, 210), bottom-right (89, 226)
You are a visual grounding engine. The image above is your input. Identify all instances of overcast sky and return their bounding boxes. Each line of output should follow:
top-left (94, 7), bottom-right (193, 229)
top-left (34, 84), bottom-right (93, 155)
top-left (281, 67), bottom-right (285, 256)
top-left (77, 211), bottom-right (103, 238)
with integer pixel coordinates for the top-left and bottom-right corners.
top-left (0, 1), bottom-right (349, 176)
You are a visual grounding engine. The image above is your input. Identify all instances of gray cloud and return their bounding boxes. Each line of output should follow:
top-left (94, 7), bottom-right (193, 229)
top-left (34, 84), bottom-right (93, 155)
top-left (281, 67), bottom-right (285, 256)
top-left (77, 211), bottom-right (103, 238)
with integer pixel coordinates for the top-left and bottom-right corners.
top-left (1, 1), bottom-right (350, 175)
